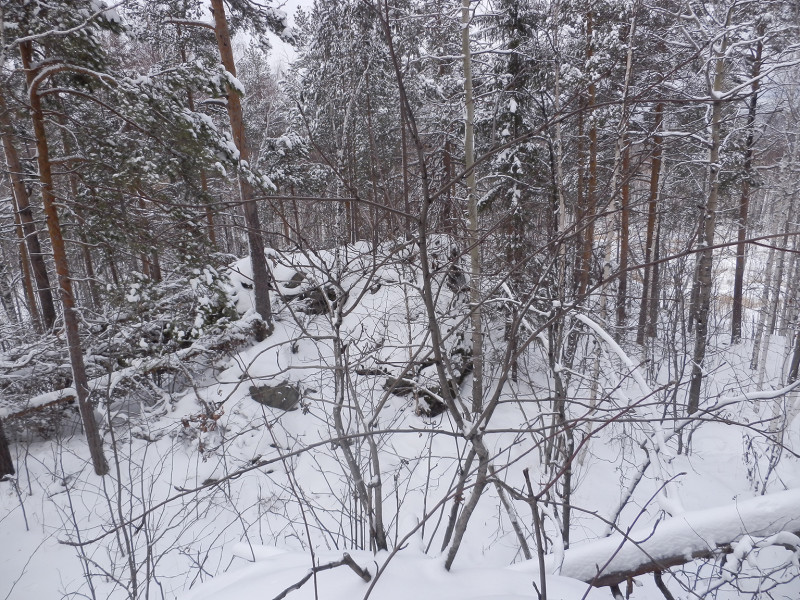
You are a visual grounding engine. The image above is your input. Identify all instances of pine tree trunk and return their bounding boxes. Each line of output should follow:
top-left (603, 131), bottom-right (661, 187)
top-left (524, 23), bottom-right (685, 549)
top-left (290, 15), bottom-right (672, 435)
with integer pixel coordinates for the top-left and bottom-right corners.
top-left (615, 13), bottom-right (636, 331)
top-left (210, 0), bottom-right (273, 335)
top-left (10, 188), bottom-right (41, 330)
top-left (400, 92), bottom-right (412, 236)
top-left (788, 329), bottom-right (800, 384)
top-left (763, 191), bottom-right (796, 365)
top-left (0, 91), bottom-right (58, 331)
top-left (637, 103), bottom-right (663, 345)
top-left (0, 262), bottom-right (18, 324)
top-left (20, 41), bottom-right (108, 476)
top-left (179, 36), bottom-right (217, 248)
top-left (647, 220), bottom-right (661, 338)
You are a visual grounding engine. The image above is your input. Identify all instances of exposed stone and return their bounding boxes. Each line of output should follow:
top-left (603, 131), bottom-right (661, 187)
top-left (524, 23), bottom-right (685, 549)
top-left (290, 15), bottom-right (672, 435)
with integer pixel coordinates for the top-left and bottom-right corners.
top-left (283, 272), bottom-right (305, 289)
top-left (249, 382), bottom-right (301, 411)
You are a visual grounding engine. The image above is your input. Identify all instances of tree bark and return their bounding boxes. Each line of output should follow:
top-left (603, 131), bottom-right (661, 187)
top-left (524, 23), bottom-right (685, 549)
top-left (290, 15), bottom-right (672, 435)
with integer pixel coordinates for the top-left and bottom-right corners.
top-left (647, 220), bottom-right (661, 339)
top-left (178, 33), bottom-right (217, 248)
top-left (9, 192), bottom-right (41, 330)
top-left (731, 31), bottom-right (763, 344)
top-left (0, 418), bottom-right (13, 480)
top-left (210, 0), bottom-right (273, 335)
top-left (779, 237), bottom-right (799, 336)
top-left (461, 0), bottom-right (483, 414)
top-left (788, 328), bottom-right (800, 384)
top-left (0, 261), bottom-right (18, 324)
top-left (687, 31), bottom-right (729, 415)
top-left (750, 223), bottom-right (776, 371)
top-left (637, 103), bottom-right (663, 345)
top-left (578, 9), bottom-right (597, 298)
top-left (0, 90), bottom-right (57, 331)
top-left (616, 139), bottom-right (630, 328)
top-left (20, 40), bottom-right (108, 475)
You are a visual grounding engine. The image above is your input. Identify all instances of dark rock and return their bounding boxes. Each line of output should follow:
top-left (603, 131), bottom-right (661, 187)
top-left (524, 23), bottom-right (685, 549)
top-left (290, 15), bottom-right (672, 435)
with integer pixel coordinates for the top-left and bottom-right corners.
top-left (383, 376), bottom-right (416, 396)
top-left (383, 376), bottom-right (448, 417)
top-left (249, 382), bottom-right (301, 411)
top-left (297, 286), bottom-right (349, 315)
top-left (284, 272), bottom-right (306, 289)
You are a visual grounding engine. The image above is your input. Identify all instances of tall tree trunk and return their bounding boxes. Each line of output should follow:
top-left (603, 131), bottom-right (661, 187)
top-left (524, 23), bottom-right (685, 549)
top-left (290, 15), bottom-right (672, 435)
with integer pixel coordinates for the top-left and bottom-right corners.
top-left (779, 237), bottom-right (799, 336)
top-left (56, 108), bottom-right (102, 312)
top-left (0, 261), bottom-right (18, 324)
top-left (613, 12), bottom-right (636, 331)
top-left (462, 0), bottom-right (483, 414)
top-left (750, 215), bottom-right (776, 371)
top-left (617, 139), bottom-right (630, 328)
top-left (759, 188), bottom-right (797, 378)
top-left (0, 91), bottom-right (58, 331)
top-left (578, 9), bottom-right (597, 298)
top-left (637, 103), bottom-right (663, 345)
top-left (20, 41), bottom-right (108, 475)
top-left (687, 31), bottom-right (729, 415)
top-left (647, 219), bottom-right (661, 338)
top-left (731, 30), bottom-right (764, 344)
top-left (9, 180), bottom-right (41, 330)
top-left (400, 94), bottom-right (412, 237)
top-left (75, 208), bottom-right (102, 311)
top-left (210, 0), bottom-right (273, 336)
top-left (574, 112), bottom-right (585, 294)
top-left (0, 418), bottom-right (13, 480)
top-left (788, 328), bottom-right (800, 384)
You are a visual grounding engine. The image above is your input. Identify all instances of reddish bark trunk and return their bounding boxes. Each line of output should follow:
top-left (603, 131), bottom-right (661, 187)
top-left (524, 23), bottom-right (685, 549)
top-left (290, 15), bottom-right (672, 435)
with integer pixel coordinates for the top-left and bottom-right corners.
top-left (21, 41), bottom-right (108, 475)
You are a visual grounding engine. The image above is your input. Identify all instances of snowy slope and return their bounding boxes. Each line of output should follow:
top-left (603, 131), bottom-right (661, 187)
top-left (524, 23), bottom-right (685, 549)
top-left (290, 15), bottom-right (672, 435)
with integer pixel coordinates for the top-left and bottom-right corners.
top-left (1, 241), bottom-right (799, 600)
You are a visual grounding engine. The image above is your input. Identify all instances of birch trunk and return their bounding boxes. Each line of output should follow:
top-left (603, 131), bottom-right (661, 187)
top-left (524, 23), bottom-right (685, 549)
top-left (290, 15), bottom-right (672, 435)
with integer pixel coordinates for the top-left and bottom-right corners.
top-left (687, 29), bottom-right (729, 415)
top-left (461, 0), bottom-right (483, 414)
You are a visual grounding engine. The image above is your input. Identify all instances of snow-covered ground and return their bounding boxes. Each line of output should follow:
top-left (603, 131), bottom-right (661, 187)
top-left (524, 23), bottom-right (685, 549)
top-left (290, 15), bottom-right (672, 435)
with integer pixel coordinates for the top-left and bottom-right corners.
top-left (1, 241), bottom-right (799, 600)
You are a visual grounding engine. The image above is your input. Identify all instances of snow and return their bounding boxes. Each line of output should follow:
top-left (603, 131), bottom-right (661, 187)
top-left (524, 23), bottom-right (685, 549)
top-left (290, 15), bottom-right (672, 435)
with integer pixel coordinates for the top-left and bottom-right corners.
top-left (0, 386), bottom-right (77, 418)
top-left (2, 241), bottom-right (800, 600)
top-left (521, 488), bottom-right (800, 584)
top-left (182, 548), bottom-right (604, 600)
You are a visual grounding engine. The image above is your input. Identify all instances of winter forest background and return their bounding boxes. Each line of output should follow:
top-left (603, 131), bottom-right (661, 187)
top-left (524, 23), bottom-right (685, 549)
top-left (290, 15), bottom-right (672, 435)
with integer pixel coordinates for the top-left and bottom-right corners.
top-left (2, 0), bottom-right (800, 598)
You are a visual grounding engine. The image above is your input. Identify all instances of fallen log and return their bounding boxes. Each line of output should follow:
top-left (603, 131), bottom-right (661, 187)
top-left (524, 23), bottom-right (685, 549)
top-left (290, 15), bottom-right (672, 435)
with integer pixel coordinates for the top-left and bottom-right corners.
top-left (1, 313), bottom-right (263, 423)
top-left (512, 489), bottom-right (800, 588)
top-left (565, 489), bottom-right (800, 587)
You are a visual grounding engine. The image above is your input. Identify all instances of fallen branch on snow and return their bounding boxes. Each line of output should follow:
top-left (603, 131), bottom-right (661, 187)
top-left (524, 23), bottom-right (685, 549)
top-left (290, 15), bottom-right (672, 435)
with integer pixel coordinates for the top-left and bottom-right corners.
top-left (551, 488), bottom-right (800, 587)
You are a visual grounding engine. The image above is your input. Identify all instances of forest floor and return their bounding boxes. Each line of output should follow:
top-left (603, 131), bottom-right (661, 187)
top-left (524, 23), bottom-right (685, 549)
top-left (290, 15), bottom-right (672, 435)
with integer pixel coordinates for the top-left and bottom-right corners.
top-left (1, 242), bottom-right (799, 600)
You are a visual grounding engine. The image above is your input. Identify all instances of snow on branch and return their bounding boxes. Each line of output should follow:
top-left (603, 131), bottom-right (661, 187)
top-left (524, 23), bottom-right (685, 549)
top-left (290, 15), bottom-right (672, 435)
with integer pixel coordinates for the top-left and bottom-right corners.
top-left (552, 489), bottom-right (800, 587)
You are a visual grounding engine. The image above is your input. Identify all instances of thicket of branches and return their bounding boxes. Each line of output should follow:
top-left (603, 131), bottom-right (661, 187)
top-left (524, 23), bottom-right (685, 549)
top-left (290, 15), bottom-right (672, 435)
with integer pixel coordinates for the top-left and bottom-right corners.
top-left (2, 0), bottom-right (800, 598)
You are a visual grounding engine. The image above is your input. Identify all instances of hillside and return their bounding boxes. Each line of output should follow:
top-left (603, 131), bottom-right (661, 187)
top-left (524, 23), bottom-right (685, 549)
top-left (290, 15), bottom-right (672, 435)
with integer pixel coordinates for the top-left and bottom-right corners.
top-left (1, 240), bottom-right (799, 600)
